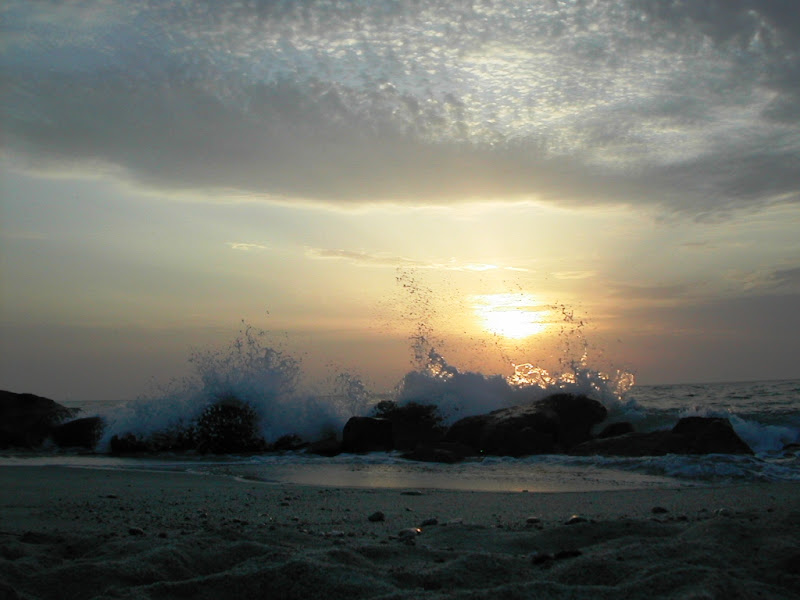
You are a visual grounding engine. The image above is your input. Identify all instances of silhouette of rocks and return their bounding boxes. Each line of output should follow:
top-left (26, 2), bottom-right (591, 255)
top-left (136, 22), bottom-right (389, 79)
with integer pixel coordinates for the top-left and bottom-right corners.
top-left (0, 390), bottom-right (79, 448)
top-left (341, 417), bottom-right (394, 453)
top-left (370, 401), bottom-right (446, 450)
top-left (597, 422), bottom-right (635, 438)
top-left (401, 441), bottom-right (477, 463)
top-left (445, 394), bottom-right (607, 456)
top-left (569, 416), bottom-right (753, 456)
top-left (306, 436), bottom-right (342, 456)
top-left (111, 395), bottom-right (267, 455)
top-left (51, 416), bottom-right (105, 449)
top-left (194, 396), bottom-right (267, 454)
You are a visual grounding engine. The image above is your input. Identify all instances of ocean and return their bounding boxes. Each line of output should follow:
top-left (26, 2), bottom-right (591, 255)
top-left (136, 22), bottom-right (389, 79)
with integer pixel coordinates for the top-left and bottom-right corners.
top-left (3, 327), bottom-right (798, 493)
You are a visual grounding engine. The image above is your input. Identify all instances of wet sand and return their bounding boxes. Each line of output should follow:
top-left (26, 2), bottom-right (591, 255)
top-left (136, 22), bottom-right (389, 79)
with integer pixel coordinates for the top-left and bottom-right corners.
top-left (1, 466), bottom-right (798, 599)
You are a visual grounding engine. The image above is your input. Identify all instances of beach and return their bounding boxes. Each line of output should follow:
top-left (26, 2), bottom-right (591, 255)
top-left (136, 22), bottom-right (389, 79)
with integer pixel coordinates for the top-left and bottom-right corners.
top-left (1, 466), bottom-right (798, 599)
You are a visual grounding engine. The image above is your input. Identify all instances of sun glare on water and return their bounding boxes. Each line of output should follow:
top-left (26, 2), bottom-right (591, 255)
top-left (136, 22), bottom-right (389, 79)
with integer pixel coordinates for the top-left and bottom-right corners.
top-left (472, 293), bottom-right (551, 339)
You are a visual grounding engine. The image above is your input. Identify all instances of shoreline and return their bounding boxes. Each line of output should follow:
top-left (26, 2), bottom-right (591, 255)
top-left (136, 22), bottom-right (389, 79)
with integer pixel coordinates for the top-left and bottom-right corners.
top-left (1, 466), bottom-right (799, 598)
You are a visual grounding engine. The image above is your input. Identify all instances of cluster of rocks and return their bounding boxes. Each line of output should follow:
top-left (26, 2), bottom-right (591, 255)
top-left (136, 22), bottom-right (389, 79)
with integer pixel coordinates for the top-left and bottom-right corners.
top-left (336, 393), bottom-right (754, 462)
top-left (0, 390), bottom-right (101, 449)
top-left (1, 389), bottom-right (755, 460)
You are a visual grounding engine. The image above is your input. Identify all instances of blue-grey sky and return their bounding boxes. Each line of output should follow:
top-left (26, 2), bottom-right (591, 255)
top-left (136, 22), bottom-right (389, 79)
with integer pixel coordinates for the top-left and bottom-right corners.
top-left (2, 1), bottom-right (799, 400)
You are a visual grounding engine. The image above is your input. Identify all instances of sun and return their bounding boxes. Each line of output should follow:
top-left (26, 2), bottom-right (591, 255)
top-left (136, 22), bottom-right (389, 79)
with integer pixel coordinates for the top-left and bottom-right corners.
top-left (471, 293), bottom-right (551, 339)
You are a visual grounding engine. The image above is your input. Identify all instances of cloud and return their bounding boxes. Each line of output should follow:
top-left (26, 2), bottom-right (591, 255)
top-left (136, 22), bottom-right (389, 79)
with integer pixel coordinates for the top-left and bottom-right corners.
top-left (2, 1), bottom-right (799, 218)
top-left (553, 271), bottom-right (596, 280)
top-left (305, 247), bottom-right (526, 272)
top-left (771, 266), bottom-right (800, 290)
top-left (227, 242), bottom-right (270, 252)
top-left (305, 248), bottom-right (427, 268)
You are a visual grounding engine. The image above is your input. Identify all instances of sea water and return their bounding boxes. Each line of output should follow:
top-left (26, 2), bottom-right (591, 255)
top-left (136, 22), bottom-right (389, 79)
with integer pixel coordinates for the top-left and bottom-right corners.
top-left (3, 324), bottom-right (798, 492)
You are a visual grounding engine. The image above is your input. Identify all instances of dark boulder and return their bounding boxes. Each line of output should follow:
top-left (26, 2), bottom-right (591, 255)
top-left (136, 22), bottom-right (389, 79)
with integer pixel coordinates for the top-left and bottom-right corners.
top-left (306, 436), bottom-right (342, 456)
top-left (110, 433), bottom-right (151, 454)
top-left (569, 416), bottom-right (753, 456)
top-left (444, 414), bottom-right (493, 450)
top-left (271, 434), bottom-right (308, 452)
top-left (445, 394), bottom-right (607, 456)
top-left (670, 416), bottom-right (753, 454)
top-left (194, 396), bottom-right (267, 454)
top-left (597, 422), bottom-right (635, 439)
top-left (341, 417), bottom-right (394, 453)
top-left (0, 390), bottom-right (79, 448)
top-left (534, 393), bottom-right (608, 448)
top-left (568, 431), bottom-right (675, 457)
top-left (402, 441), bottom-right (478, 464)
top-left (371, 401), bottom-right (446, 450)
top-left (51, 416), bottom-right (105, 449)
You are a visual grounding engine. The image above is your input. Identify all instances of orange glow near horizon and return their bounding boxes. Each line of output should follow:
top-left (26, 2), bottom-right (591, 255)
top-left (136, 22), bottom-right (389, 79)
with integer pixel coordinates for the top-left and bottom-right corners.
top-left (471, 293), bottom-right (551, 339)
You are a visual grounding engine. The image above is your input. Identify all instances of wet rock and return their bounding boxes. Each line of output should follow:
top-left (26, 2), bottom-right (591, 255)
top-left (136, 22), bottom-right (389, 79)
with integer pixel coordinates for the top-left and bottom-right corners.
top-left (371, 401), bottom-right (447, 450)
top-left (565, 515), bottom-right (587, 525)
top-left (0, 390), bottom-right (78, 448)
top-left (445, 394), bottom-right (607, 456)
top-left (194, 396), bottom-right (267, 454)
top-left (110, 433), bottom-right (151, 454)
top-left (401, 441), bottom-right (477, 463)
top-left (271, 434), bottom-right (307, 452)
top-left (342, 417), bottom-right (394, 453)
top-left (397, 528), bottom-right (421, 540)
top-left (570, 416), bottom-right (753, 457)
top-left (670, 417), bottom-right (753, 454)
top-left (51, 416), bottom-right (105, 449)
top-left (306, 437), bottom-right (341, 457)
top-left (368, 511), bottom-right (385, 522)
top-left (597, 422), bottom-right (635, 438)
top-left (526, 516), bottom-right (542, 525)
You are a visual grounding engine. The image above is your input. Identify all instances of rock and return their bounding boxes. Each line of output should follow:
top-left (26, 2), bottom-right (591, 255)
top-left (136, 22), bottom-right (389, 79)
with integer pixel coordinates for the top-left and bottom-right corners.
top-left (370, 401), bottom-right (446, 450)
top-left (110, 433), bottom-right (151, 455)
top-left (342, 417), bottom-right (394, 453)
top-left (368, 511), bottom-right (385, 522)
top-left (51, 416), bottom-right (105, 449)
top-left (194, 396), bottom-right (267, 454)
top-left (652, 506), bottom-right (669, 514)
top-left (397, 528), bottom-right (421, 540)
top-left (526, 516), bottom-right (542, 524)
top-left (670, 417), bottom-right (753, 455)
top-left (271, 434), bottom-right (307, 452)
top-left (401, 441), bottom-right (477, 463)
top-left (569, 416), bottom-right (753, 457)
top-left (419, 518), bottom-right (438, 527)
top-left (445, 394), bottom-right (607, 456)
top-left (128, 527), bottom-right (145, 536)
top-left (306, 436), bottom-right (341, 457)
top-left (597, 422), bottom-right (635, 438)
top-left (0, 390), bottom-right (79, 448)
top-left (534, 393), bottom-right (608, 449)
top-left (565, 515), bottom-right (587, 525)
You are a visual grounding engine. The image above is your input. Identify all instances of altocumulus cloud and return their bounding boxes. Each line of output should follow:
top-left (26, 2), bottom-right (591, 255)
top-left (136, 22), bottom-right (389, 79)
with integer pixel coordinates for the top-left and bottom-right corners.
top-left (1, 0), bottom-right (799, 218)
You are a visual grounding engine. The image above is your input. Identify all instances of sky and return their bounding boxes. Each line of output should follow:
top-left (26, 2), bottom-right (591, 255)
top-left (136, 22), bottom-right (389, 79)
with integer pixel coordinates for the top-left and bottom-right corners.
top-left (2, 0), bottom-right (800, 401)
